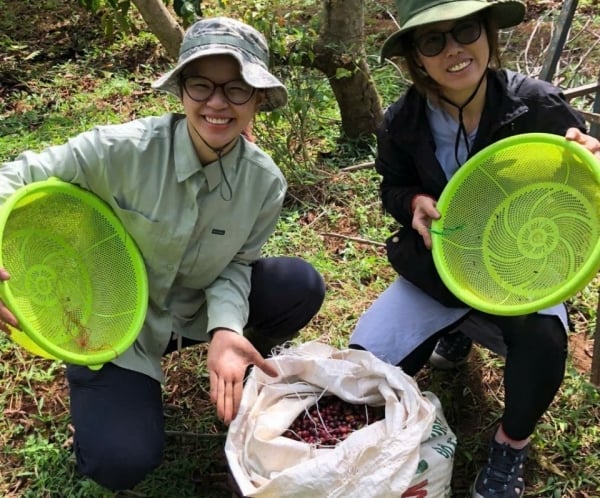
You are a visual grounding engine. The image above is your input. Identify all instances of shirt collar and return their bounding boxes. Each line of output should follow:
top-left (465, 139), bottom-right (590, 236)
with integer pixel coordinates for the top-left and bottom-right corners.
top-left (173, 118), bottom-right (242, 191)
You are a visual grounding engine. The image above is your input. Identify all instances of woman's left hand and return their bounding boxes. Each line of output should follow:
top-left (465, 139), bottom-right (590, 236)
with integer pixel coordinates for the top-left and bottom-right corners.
top-left (565, 128), bottom-right (600, 159)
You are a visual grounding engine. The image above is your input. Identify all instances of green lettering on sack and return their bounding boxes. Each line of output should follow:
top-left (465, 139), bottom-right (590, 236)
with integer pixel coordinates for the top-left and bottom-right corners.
top-left (430, 417), bottom-right (449, 438)
top-left (432, 437), bottom-right (457, 459)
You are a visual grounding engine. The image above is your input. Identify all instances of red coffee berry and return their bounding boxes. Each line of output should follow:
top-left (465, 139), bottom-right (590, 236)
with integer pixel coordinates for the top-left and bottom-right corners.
top-left (283, 395), bottom-right (384, 448)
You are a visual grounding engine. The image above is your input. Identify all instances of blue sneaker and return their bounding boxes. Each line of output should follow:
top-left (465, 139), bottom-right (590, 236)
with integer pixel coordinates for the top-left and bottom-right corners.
top-left (472, 439), bottom-right (528, 497)
top-left (429, 330), bottom-right (472, 369)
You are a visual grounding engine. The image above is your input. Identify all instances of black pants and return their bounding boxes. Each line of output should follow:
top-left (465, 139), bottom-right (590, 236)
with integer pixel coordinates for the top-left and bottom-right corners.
top-left (398, 311), bottom-right (568, 441)
top-left (66, 256), bottom-right (325, 491)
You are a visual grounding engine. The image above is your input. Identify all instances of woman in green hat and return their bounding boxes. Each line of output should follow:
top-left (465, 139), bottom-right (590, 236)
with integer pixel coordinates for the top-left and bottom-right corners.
top-left (349, 1), bottom-right (600, 497)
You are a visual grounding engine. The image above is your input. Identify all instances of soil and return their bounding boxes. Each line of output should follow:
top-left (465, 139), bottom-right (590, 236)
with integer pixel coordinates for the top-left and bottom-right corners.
top-left (568, 320), bottom-right (596, 372)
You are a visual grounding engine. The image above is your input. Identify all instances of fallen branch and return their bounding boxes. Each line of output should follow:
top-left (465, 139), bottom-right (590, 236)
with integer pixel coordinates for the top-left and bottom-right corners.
top-left (339, 161), bottom-right (375, 172)
top-left (320, 232), bottom-right (385, 247)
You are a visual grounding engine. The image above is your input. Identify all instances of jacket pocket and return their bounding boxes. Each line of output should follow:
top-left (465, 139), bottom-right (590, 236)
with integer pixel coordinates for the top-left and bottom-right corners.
top-left (386, 227), bottom-right (465, 308)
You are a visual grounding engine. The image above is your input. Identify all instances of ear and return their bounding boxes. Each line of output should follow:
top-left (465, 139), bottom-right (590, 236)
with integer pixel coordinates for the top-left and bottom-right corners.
top-left (414, 53), bottom-right (425, 70)
top-left (242, 121), bottom-right (256, 143)
top-left (254, 90), bottom-right (266, 111)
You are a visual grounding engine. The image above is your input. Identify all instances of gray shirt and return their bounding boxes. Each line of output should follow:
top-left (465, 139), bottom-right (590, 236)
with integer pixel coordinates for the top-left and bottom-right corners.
top-left (0, 113), bottom-right (286, 381)
top-left (426, 97), bottom-right (478, 176)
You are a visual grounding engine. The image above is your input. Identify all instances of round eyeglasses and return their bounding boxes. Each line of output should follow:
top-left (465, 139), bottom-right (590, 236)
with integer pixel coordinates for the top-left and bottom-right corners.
top-left (413, 19), bottom-right (483, 58)
top-left (181, 75), bottom-right (256, 105)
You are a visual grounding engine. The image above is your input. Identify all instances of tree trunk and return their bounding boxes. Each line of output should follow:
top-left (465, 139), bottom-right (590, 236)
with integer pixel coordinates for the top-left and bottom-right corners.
top-left (313, 0), bottom-right (383, 142)
top-left (131, 0), bottom-right (184, 59)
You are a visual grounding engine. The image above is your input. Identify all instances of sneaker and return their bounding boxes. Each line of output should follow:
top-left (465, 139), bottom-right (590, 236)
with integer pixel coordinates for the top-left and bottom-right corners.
top-left (472, 439), bottom-right (529, 497)
top-left (429, 330), bottom-right (473, 369)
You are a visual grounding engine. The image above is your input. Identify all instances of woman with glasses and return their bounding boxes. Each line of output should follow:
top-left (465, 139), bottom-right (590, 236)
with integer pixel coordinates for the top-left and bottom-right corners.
top-left (349, 1), bottom-right (600, 497)
top-left (0, 17), bottom-right (325, 491)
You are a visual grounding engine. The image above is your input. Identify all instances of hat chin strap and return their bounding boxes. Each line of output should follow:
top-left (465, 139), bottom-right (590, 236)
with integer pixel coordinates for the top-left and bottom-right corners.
top-left (440, 68), bottom-right (488, 168)
top-left (190, 125), bottom-right (238, 201)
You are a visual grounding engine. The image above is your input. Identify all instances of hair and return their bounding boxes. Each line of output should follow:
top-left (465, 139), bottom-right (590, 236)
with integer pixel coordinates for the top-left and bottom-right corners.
top-left (398, 15), bottom-right (502, 97)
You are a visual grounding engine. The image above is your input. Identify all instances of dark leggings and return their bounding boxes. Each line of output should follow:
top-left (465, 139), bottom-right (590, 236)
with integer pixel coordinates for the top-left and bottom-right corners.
top-left (398, 312), bottom-right (568, 441)
top-left (66, 256), bottom-right (325, 491)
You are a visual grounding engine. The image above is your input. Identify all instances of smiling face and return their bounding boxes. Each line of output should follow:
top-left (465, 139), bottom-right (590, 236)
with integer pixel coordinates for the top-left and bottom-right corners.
top-left (181, 54), bottom-right (262, 163)
top-left (413, 16), bottom-right (490, 103)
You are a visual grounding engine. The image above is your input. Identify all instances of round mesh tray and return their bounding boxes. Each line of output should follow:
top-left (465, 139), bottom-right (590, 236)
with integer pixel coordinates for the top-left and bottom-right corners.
top-left (431, 133), bottom-right (600, 315)
top-left (0, 178), bottom-right (148, 367)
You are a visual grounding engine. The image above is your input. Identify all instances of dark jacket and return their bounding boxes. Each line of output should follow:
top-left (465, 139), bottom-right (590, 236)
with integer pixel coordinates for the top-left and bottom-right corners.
top-left (379, 68), bottom-right (587, 305)
top-left (378, 68), bottom-right (586, 226)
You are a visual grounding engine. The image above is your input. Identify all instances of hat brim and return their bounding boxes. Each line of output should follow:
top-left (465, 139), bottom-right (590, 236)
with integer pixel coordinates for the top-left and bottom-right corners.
top-left (381, 0), bottom-right (525, 61)
top-left (152, 46), bottom-right (288, 111)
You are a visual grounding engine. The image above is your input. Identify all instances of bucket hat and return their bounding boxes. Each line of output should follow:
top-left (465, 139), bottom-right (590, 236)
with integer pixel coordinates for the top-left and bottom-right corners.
top-left (381, 0), bottom-right (526, 60)
top-left (152, 17), bottom-right (287, 111)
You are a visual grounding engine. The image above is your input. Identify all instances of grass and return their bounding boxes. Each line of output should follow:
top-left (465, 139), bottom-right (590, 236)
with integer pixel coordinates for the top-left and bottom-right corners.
top-left (1, 0), bottom-right (600, 497)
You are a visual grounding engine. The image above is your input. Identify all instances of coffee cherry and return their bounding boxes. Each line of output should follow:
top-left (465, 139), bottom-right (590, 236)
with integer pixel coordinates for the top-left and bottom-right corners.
top-left (283, 395), bottom-right (384, 448)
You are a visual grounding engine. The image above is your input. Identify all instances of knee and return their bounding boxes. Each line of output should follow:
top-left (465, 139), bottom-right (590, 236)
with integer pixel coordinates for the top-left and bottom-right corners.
top-left (258, 256), bottom-right (326, 311)
top-left (74, 436), bottom-right (163, 491)
top-left (511, 315), bottom-right (567, 360)
top-left (535, 316), bottom-right (567, 352)
top-left (290, 257), bottom-right (326, 312)
top-left (298, 260), bottom-right (325, 315)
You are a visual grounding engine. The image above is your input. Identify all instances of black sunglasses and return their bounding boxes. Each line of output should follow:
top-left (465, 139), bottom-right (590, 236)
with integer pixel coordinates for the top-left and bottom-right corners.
top-left (181, 75), bottom-right (256, 105)
top-left (413, 19), bottom-right (483, 57)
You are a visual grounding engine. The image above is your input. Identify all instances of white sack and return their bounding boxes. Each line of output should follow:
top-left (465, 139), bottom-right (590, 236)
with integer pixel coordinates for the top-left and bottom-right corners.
top-left (225, 341), bottom-right (455, 498)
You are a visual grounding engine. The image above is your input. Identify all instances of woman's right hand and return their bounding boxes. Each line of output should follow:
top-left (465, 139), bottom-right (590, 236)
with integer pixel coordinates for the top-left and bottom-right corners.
top-left (0, 268), bottom-right (19, 333)
top-left (207, 329), bottom-right (278, 425)
top-left (411, 194), bottom-right (440, 249)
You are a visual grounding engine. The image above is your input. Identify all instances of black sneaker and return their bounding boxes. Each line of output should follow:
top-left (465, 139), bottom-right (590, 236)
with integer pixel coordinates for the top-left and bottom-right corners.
top-left (472, 439), bottom-right (529, 498)
top-left (429, 330), bottom-right (473, 369)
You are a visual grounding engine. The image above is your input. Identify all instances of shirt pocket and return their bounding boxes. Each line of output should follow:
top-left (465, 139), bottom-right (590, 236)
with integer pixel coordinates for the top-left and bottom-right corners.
top-left (110, 203), bottom-right (168, 270)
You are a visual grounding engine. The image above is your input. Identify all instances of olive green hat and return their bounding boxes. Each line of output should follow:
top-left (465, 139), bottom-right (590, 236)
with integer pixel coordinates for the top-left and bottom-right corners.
top-left (381, 0), bottom-right (526, 60)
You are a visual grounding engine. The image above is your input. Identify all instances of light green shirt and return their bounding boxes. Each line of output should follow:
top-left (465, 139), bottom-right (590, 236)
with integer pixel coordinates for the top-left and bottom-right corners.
top-left (0, 113), bottom-right (286, 381)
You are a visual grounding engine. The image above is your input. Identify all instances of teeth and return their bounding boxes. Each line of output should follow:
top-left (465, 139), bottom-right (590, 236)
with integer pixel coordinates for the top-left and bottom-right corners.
top-left (448, 60), bottom-right (470, 72)
top-left (205, 116), bottom-right (230, 124)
